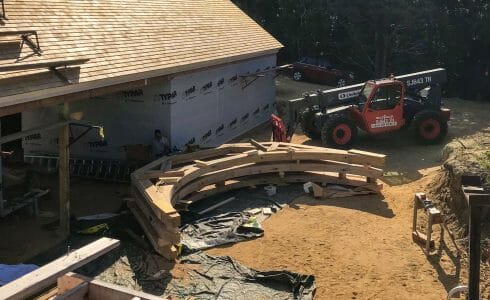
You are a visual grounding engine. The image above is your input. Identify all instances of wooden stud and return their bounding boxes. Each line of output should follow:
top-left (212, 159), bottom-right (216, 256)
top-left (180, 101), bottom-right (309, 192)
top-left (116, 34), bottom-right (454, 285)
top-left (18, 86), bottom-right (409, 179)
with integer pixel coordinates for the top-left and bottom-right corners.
top-left (249, 139), bottom-right (268, 151)
top-left (244, 149), bottom-right (259, 156)
top-left (58, 103), bottom-right (70, 234)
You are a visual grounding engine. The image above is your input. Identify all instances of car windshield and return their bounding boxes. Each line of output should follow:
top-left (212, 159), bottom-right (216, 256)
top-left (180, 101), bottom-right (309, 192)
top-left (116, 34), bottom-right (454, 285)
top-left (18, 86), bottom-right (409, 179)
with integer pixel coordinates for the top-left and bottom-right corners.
top-left (359, 82), bottom-right (375, 103)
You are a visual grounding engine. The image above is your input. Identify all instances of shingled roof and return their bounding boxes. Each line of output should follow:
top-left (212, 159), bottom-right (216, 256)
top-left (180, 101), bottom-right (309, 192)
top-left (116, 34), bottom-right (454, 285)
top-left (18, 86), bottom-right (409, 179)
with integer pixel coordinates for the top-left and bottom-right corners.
top-left (0, 0), bottom-right (282, 112)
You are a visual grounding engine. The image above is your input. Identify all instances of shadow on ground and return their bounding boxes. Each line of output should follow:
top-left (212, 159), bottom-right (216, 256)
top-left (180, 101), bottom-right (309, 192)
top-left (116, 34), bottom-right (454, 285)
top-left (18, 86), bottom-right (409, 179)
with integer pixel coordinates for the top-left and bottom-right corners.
top-left (291, 193), bottom-right (395, 219)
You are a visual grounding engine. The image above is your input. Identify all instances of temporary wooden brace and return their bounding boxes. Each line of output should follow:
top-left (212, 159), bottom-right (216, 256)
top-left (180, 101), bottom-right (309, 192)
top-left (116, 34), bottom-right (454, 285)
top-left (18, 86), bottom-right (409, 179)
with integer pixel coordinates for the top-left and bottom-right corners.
top-left (130, 142), bottom-right (386, 259)
top-left (0, 238), bottom-right (120, 300)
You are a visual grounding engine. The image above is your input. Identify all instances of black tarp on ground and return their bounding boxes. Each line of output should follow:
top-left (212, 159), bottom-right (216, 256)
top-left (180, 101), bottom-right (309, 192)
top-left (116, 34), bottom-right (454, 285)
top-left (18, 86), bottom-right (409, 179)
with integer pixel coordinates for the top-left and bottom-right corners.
top-left (163, 252), bottom-right (316, 300)
top-left (180, 184), bottom-right (306, 251)
top-left (180, 212), bottom-right (264, 251)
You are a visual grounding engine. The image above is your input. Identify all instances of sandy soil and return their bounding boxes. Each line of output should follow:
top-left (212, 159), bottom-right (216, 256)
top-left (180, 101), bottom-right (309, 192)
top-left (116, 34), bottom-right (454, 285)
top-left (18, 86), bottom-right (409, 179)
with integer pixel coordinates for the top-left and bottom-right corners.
top-left (209, 76), bottom-right (490, 299)
top-left (207, 168), bottom-right (464, 299)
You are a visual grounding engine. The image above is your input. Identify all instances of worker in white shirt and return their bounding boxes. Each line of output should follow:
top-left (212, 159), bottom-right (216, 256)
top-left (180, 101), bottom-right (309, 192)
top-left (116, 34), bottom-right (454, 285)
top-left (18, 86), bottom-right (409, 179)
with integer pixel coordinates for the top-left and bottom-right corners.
top-left (152, 129), bottom-right (170, 158)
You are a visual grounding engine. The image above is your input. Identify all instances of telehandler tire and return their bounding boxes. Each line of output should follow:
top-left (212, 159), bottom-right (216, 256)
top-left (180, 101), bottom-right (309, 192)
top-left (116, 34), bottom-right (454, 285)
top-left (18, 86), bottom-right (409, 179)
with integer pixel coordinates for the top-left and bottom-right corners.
top-left (299, 108), bottom-right (321, 139)
top-left (413, 111), bottom-right (448, 144)
top-left (321, 116), bottom-right (357, 149)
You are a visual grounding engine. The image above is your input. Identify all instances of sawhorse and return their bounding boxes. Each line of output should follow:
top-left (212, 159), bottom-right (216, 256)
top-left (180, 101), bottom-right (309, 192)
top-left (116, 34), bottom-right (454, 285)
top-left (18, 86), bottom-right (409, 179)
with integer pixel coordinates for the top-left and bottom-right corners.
top-left (412, 192), bottom-right (444, 254)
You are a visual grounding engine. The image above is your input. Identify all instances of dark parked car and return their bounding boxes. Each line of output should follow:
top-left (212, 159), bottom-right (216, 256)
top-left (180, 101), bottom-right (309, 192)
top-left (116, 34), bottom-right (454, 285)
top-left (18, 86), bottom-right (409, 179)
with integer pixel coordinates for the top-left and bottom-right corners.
top-left (291, 57), bottom-right (355, 87)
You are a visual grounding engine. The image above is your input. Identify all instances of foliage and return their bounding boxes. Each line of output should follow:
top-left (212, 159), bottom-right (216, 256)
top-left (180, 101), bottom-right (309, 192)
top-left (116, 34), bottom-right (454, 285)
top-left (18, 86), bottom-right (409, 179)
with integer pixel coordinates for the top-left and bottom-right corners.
top-left (233, 0), bottom-right (489, 100)
top-left (480, 151), bottom-right (490, 172)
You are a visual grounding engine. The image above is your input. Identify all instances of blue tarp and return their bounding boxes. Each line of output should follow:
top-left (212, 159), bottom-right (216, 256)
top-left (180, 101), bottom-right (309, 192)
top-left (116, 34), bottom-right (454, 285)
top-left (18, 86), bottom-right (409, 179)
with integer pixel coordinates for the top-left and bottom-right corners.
top-left (0, 264), bottom-right (38, 286)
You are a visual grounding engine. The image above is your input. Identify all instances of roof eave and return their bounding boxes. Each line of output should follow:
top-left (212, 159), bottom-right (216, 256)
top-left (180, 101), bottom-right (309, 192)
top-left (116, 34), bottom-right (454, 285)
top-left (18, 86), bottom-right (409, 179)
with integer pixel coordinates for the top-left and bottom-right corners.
top-left (0, 48), bottom-right (281, 114)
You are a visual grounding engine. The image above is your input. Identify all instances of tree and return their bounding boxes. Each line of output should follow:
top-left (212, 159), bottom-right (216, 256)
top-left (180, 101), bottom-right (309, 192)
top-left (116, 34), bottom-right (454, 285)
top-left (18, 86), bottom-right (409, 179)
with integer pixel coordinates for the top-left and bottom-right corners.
top-left (233, 0), bottom-right (489, 99)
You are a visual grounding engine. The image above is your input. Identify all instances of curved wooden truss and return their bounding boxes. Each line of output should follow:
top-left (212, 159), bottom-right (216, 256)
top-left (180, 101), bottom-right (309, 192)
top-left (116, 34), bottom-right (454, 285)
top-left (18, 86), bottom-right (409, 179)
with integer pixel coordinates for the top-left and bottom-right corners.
top-left (129, 142), bottom-right (385, 259)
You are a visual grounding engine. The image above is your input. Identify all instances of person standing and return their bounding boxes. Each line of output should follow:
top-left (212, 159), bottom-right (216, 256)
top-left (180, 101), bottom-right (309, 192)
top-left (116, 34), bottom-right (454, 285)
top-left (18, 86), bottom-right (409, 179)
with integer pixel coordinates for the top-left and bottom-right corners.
top-left (152, 129), bottom-right (170, 158)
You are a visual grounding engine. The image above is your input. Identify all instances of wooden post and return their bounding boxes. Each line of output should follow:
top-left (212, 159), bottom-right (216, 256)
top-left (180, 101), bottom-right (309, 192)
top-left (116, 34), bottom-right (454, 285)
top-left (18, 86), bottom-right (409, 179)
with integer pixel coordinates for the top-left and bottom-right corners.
top-left (59, 103), bottom-right (70, 233)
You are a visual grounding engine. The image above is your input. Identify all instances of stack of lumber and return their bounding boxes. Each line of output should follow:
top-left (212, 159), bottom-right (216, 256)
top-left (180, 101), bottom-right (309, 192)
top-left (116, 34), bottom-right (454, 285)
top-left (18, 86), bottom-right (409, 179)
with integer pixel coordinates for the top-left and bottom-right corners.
top-left (130, 142), bottom-right (386, 259)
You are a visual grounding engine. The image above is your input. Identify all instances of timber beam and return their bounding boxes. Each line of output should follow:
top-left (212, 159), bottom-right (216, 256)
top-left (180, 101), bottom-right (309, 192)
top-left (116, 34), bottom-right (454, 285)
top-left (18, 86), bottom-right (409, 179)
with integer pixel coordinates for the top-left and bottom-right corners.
top-left (130, 142), bottom-right (386, 259)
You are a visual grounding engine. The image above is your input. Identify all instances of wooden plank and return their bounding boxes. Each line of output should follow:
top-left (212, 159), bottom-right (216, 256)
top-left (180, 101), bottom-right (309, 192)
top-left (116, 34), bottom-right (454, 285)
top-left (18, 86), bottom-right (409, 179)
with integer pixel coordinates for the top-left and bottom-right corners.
top-left (134, 170), bottom-right (185, 180)
top-left (127, 200), bottom-right (173, 248)
top-left (0, 238), bottom-right (120, 300)
top-left (134, 145), bottom-right (231, 174)
top-left (174, 162), bottom-right (383, 201)
top-left (131, 188), bottom-right (180, 239)
top-left (55, 282), bottom-right (89, 300)
top-left (156, 177), bottom-right (180, 185)
top-left (412, 231), bottom-right (435, 248)
top-left (348, 149), bottom-right (386, 166)
top-left (57, 274), bottom-right (86, 295)
top-left (268, 142), bottom-right (279, 151)
top-left (132, 179), bottom-right (180, 226)
top-left (186, 173), bottom-right (382, 204)
top-left (197, 197), bottom-right (236, 215)
top-left (311, 182), bottom-right (374, 198)
top-left (249, 139), bottom-right (268, 151)
top-left (128, 201), bottom-right (178, 260)
top-left (0, 120), bottom-right (72, 145)
top-left (170, 150), bottom-right (383, 194)
top-left (244, 149), bottom-right (259, 156)
top-left (194, 160), bottom-right (210, 168)
top-left (87, 278), bottom-right (166, 300)
top-left (59, 273), bottom-right (166, 300)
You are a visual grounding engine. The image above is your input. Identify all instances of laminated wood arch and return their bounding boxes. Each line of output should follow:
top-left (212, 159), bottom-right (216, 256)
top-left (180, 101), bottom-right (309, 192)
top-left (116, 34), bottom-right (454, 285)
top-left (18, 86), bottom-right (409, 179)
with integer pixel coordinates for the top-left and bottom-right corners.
top-left (130, 142), bottom-right (385, 259)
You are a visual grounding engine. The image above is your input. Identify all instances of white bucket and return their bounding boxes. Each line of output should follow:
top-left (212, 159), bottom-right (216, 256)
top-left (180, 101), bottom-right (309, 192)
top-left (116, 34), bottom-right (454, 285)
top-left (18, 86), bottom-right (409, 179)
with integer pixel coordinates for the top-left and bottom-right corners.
top-left (264, 185), bottom-right (277, 196)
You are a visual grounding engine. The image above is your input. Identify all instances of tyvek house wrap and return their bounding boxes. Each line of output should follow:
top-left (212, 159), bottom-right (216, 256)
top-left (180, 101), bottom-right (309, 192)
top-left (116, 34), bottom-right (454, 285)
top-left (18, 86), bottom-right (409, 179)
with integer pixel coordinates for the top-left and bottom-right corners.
top-left (22, 55), bottom-right (277, 160)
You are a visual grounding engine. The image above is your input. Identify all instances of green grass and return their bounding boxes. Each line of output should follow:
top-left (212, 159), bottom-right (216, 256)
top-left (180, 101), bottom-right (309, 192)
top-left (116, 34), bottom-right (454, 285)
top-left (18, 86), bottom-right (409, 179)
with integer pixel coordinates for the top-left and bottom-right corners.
top-left (480, 151), bottom-right (490, 171)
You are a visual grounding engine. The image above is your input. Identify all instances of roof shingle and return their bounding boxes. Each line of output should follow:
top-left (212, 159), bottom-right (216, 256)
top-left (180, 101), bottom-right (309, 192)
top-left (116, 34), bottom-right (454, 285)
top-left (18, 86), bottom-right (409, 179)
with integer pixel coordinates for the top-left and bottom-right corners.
top-left (0, 0), bottom-right (282, 105)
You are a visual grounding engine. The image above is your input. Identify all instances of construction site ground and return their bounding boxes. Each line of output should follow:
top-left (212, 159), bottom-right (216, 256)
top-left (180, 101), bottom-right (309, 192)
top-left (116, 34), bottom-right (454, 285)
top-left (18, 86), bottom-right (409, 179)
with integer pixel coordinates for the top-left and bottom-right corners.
top-left (0, 75), bottom-right (489, 299)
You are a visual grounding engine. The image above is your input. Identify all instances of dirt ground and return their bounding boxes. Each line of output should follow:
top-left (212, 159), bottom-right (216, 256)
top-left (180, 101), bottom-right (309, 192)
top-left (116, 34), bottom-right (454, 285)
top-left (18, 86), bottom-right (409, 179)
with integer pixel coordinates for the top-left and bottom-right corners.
top-left (210, 76), bottom-right (490, 299)
top-left (1, 75), bottom-right (489, 299)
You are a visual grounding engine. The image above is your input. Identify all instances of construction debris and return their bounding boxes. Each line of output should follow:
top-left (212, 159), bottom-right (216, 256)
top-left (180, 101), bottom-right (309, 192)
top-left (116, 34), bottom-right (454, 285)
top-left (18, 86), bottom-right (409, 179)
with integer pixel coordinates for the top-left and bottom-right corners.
top-left (130, 142), bottom-right (385, 259)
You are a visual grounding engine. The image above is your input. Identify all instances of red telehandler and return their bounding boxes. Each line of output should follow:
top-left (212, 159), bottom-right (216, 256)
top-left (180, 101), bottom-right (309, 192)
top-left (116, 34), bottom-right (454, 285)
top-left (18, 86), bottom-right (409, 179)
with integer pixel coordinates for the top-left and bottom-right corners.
top-left (279, 68), bottom-right (450, 148)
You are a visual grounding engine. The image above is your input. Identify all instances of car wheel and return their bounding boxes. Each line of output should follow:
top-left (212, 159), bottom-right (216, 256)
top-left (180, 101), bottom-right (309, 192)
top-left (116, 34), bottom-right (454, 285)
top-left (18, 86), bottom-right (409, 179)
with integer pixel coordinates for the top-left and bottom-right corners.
top-left (321, 115), bottom-right (357, 149)
top-left (413, 111), bottom-right (448, 144)
top-left (293, 70), bottom-right (303, 81)
top-left (336, 78), bottom-right (347, 87)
